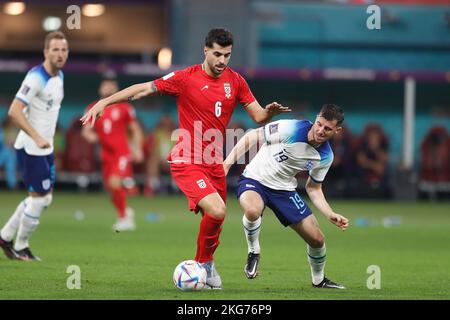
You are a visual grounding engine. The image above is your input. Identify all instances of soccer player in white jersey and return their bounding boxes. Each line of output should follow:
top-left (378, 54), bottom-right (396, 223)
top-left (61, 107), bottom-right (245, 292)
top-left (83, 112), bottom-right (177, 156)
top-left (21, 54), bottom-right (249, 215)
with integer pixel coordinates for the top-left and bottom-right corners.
top-left (223, 104), bottom-right (349, 289)
top-left (0, 31), bottom-right (69, 261)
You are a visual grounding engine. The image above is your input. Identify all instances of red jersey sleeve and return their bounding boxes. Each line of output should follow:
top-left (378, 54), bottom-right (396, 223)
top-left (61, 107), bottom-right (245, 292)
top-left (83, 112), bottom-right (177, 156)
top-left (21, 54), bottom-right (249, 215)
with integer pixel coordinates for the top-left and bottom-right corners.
top-left (153, 69), bottom-right (188, 97)
top-left (236, 73), bottom-right (256, 108)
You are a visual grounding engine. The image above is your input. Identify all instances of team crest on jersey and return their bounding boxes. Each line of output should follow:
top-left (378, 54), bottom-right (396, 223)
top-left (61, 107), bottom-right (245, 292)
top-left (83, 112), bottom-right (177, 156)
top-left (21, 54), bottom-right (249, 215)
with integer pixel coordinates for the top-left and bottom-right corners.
top-left (224, 83), bottom-right (231, 99)
top-left (196, 179), bottom-right (207, 189)
top-left (304, 160), bottom-right (314, 171)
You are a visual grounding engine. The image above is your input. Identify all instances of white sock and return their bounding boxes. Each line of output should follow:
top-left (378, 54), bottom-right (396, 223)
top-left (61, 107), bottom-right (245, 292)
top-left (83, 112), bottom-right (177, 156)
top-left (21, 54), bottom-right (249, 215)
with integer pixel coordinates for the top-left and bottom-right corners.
top-left (14, 197), bottom-right (47, 251)
top-left (243, 215), bottom-right (261, 254)
top-left (307, 244), bottom-right (327, 285)
top-left (0, 197), bottom-right (30, 242)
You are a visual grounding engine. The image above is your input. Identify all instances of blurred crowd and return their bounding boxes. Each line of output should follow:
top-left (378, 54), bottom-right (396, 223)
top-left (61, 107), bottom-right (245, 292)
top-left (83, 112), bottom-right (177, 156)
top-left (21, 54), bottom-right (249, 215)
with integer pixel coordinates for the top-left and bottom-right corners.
top-left (0, 115), bottom-right (449, 199)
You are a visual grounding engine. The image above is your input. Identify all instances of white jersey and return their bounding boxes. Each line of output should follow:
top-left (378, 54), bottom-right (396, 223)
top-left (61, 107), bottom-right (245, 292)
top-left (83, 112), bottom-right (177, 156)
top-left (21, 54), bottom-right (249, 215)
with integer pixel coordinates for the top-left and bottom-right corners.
top-left (243, 119), bottom-right (334, 191)
top-left (14, 64), bottom-right (64, 156)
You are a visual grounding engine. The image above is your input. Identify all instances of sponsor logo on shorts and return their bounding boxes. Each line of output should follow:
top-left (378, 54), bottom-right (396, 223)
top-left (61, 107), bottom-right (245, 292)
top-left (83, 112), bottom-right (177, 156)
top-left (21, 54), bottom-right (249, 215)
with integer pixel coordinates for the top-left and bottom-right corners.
top-left (196, 179), bottom-right (207, 189)
top-left (245, 184), bottom-right (255, 188)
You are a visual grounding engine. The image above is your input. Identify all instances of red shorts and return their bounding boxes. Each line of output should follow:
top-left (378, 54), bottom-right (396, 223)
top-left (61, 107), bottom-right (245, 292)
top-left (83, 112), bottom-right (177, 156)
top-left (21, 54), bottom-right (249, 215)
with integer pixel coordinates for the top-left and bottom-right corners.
top-left (102, 154), bottom-right (133, 181)
top-left (170, 163), bottom-right (227, 212)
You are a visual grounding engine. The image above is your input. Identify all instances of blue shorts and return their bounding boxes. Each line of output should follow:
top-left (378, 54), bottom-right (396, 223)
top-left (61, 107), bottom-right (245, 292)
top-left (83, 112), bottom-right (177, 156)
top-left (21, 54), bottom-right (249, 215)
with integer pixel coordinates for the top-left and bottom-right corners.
top-left (236, 176), bottom-right (312, 227)
top-left (16, 149), bottom-right (55, 194)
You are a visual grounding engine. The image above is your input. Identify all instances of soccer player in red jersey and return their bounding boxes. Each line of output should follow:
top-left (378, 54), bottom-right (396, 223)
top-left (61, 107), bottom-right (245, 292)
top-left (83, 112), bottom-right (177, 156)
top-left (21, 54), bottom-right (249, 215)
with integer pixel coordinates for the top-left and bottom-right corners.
top-left (81, 29), bottom-right (290, 288)
top-left (82, 77), bottom-right (144, 232)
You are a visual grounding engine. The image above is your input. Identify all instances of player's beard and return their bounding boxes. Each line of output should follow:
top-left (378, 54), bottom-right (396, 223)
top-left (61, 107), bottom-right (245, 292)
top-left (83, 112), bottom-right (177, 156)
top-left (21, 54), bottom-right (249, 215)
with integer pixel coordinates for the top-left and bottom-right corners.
top-left (214, 64), bottom-right (226, 75)
top-left (316, 133), bottom-right (325, 143)
top-left (52, 58), bottom-right (66, 71)
top-left (311, 129), bottom-right (325, 146)
top-left (206, 60), bottom-right (226, 76)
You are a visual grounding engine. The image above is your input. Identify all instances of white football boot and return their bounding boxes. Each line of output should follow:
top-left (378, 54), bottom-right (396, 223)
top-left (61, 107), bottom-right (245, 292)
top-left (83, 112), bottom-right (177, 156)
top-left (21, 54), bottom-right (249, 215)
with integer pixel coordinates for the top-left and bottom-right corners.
top-left (113, 208), bottom-right (136, 232)
top-left (202, 261), bottom-right (222, 289)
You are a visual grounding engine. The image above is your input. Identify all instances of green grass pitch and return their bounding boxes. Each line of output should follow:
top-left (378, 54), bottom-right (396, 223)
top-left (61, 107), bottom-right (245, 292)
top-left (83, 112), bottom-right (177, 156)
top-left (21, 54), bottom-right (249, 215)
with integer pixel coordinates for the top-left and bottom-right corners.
top-left (0, 191), bottom-right (449, 300)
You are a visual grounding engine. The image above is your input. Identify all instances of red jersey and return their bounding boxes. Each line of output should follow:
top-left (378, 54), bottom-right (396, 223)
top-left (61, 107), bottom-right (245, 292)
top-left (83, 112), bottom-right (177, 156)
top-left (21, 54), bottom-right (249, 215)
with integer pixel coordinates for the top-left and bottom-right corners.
top-left (154, 64), bottom-right (256, 164)
top-left (86, 102), bottom-right (137, 161)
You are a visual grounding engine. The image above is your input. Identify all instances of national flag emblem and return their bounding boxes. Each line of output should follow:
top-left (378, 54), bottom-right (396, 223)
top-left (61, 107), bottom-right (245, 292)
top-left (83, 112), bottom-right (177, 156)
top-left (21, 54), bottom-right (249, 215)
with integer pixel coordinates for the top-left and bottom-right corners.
top-left (21, 85), bottom-right (30, 96)
top-left (196, 179), bottom-right (207, 189)
top-left (269, 123), bottom-right (278, 134)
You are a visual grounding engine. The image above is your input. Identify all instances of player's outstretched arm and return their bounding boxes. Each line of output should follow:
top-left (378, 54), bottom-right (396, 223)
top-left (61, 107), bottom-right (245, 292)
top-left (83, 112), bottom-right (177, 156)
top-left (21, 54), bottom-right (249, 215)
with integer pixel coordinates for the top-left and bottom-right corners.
top-left (81, 81), bottom-right (158, 127)
top-left (8, 98), bottom-right (50, 148)
top-left (305, 177), bottom-right (349, 231)
top-left (223, 127), bottom-right (263, 175)
top-left (245, 101), bottom-right (291, 125)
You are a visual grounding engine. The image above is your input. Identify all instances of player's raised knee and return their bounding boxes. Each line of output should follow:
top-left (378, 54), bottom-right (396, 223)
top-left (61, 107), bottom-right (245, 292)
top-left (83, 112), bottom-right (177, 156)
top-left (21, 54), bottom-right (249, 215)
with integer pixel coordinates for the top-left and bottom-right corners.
top-left (243, 206), bottom-right (262, 221)
top-left (309, 233), bottom-right (325, 248)
top-left (28, 195), bottom-right (51, 214)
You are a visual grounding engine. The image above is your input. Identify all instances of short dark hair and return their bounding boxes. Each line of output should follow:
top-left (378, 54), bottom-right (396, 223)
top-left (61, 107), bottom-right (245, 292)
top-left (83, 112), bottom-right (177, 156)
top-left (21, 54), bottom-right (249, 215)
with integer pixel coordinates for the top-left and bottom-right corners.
top-left (44, 31), bottom-right (66, 49)
top-left (205, 28), bottom-right (233, 48)
top-left (319, 104), bottom-right (344, 126)
top-left (102, 69), bottom-right (118, 82)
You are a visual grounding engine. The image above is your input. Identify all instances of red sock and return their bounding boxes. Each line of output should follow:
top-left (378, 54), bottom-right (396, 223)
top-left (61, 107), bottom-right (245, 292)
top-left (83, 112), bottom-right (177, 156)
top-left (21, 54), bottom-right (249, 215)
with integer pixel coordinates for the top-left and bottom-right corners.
top-left (111, 188), bottom-right (127, 218)
top-left (195, 213), bottom-right (224, 263)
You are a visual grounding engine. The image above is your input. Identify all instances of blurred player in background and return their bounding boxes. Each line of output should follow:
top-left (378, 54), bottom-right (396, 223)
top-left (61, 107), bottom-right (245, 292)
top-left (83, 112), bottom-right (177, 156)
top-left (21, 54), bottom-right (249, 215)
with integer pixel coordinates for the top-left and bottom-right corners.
top-left (0, 31), bottom-right (69, 261)
top-left (82, 76), bottom-right (144, 232)
top-left (81, 28), bottom-right (290, 289)
top-left (224, 104), bottom-right (349, 289)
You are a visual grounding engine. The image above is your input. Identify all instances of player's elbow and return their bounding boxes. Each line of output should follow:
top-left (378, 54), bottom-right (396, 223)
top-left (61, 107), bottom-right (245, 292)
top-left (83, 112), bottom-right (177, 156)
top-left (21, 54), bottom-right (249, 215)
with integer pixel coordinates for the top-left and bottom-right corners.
top-left (305, 180), bottom-right (321, 195)
top-left (305, 187), bottom-right (314, 200)
top-left (7, 108), bottom-right (15, 119)
top-left (8, 105), bottom-right (21, 122)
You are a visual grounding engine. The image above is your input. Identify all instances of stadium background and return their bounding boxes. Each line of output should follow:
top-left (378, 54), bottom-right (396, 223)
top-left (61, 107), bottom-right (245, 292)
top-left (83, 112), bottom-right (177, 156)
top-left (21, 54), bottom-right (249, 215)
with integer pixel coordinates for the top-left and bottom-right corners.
top-left (0, 0), bottom-right (449, 300)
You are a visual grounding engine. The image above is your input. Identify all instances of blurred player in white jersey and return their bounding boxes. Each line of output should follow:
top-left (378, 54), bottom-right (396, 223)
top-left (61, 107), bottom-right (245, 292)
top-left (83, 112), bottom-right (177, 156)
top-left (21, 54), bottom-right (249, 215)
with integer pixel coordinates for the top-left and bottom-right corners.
top-left (0, 31), bottom-right (69, 261)
top-left (224, 104), bottom-right (349, 289)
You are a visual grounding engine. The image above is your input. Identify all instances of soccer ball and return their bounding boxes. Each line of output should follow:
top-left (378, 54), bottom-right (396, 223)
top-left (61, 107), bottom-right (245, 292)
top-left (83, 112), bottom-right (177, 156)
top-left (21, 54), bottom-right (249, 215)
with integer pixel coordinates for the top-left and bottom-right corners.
top-left (173, 260), bottom-right (207, 291)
